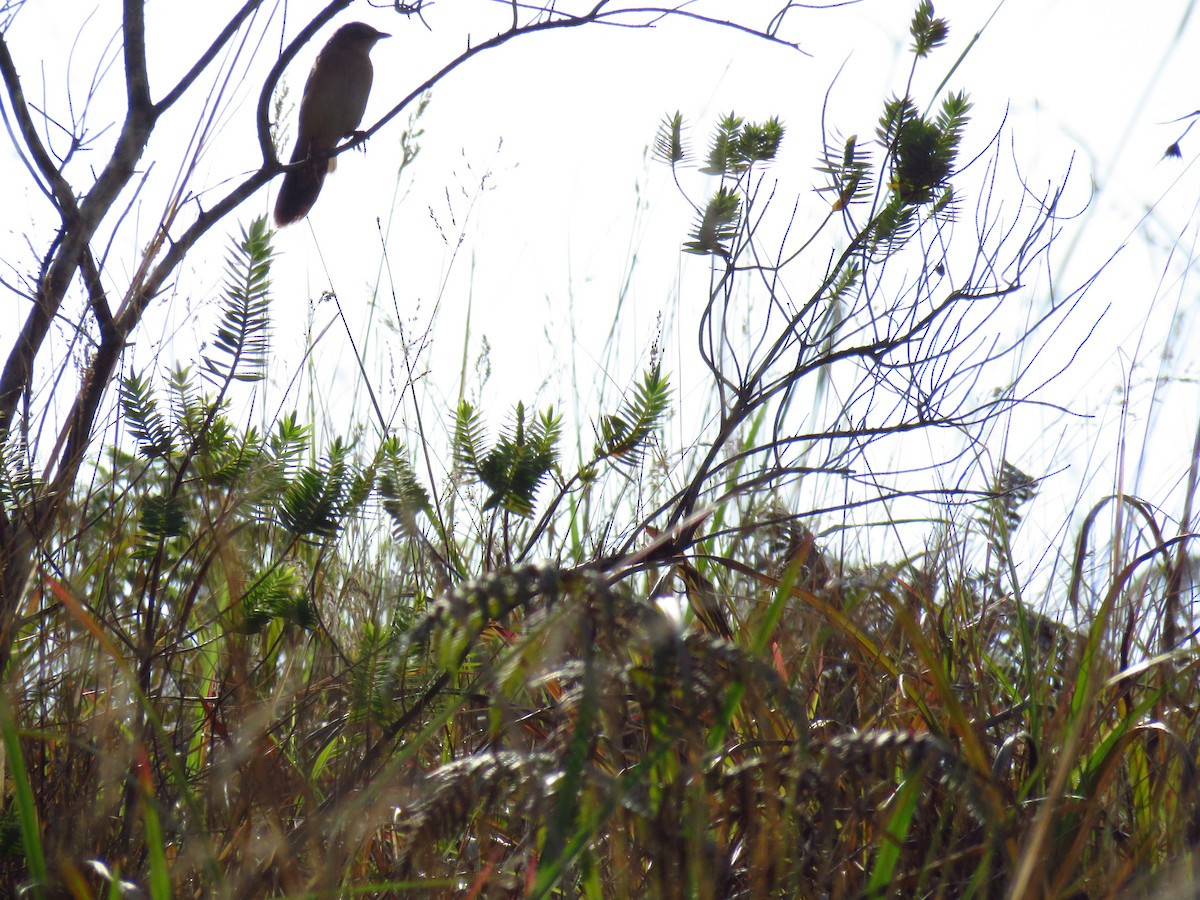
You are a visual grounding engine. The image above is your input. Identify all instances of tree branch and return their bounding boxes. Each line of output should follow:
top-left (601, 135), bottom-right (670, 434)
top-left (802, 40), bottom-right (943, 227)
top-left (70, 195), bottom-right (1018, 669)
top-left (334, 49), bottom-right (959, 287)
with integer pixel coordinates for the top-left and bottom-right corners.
top-left (121, 0), bottom-right (151, 113)
top-left (156, 0), bottom-right (266, 116)
top-left (0, 36), bottom-right (77, 217)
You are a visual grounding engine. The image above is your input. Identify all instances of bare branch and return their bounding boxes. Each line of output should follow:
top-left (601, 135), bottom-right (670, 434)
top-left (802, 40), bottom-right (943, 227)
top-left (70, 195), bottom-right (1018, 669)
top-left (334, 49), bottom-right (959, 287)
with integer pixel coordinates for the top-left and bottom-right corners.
top-left (155, 0), bottom-right (266, 115)
top-left (0, 36), bottom-right (79, 218)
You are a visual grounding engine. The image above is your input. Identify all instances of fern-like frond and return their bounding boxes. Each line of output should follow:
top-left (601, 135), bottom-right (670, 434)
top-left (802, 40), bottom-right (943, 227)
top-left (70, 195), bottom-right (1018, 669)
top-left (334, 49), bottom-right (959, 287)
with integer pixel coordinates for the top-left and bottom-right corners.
top-left (827, 260), bottom-right (862, 308)
top-left (453, 400), bottom-right (488, 474)
top-left (167, 364), bottom-right (233, 460)
top-left (699, 113), bottom-right (785, 175)
top-left (177, 395), bottom-right (236, 469)
top-left (877, 91), bottom-right (970, 212)
top-left (935, 91), bottom-right (972, 150)
top-left (595, 363), bottom-right (671, 465)
top-left (684, 187), bottom-right (741, 257)
top-left (653, 111), bottom-right (686, 166)
top-left (867, 195), bottom-right (918, 257)
top-left (270, 411), bottom-right (311, 473)
top-left (892, 114), bottom-right (948, 206)
top-left (379, 438), bottom-right (431, 537)
top-left (876, 95), bottom-right (918, 149)
top-left (701, 112), bottom-right (743, 175)
top-left (530, 407), bottom-right (562, 459)
top-left (0, 435), bottom-right (38, 513)
top-left (239, 563), bottom-right (309, 633)
top-left (138, 494), bottom-right (188, 540)
top-left (817, 133), bottom-right (874, 212)
top-left (119, 372), bottom-right (175, 459)
top-left (925, 185), bottom-right (960, 225)
top-left (197, 422), bottom-right (267, 487)
top-left (732, 117), bottom-right (785, 170)
top-left (203, 216), bottom-right (274, 387)
top-left (279, 439), bottom-right (352, 539)
top-left (471, 402), bottom-right (562, 517)
top-left (909, 1), bottom-right (949, 58)
top-left (349, 622), bottom-right (402, 723)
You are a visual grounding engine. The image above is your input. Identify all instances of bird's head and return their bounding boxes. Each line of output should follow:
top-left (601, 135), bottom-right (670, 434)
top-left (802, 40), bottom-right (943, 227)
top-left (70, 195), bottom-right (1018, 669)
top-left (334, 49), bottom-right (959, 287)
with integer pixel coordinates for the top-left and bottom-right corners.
top-left (332, 22), bottom-right (391, 51)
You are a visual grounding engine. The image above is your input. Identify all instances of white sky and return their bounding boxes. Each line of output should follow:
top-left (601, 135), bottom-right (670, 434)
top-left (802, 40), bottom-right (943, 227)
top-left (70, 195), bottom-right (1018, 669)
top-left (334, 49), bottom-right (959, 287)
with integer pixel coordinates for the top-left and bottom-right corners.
top-left (4, 1), bottom-right (1200, 604)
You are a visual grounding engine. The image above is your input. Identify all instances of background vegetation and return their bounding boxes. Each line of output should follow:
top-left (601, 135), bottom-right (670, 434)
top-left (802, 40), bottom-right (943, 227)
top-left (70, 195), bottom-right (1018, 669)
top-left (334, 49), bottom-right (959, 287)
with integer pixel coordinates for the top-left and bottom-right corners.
top-left (1, 1), bottom-right (1198, 897)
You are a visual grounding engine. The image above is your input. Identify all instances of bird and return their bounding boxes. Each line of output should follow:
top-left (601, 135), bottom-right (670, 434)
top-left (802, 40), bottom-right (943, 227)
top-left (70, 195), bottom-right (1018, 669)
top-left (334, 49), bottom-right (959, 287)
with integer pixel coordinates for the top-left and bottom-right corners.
top-left (274, 22), bottom-right (390, 227)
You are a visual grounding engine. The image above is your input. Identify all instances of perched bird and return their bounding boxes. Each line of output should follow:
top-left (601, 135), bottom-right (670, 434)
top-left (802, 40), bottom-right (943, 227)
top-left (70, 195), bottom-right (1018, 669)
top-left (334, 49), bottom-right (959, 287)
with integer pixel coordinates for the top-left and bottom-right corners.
top-left (274, 22), bottom-right (390, 227)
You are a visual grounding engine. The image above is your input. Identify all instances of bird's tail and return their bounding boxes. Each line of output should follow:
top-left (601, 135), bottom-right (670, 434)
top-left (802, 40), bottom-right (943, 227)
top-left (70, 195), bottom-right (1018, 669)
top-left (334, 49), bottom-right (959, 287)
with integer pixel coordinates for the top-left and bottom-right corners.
top-left (274, 144), bottom-right (331, 227)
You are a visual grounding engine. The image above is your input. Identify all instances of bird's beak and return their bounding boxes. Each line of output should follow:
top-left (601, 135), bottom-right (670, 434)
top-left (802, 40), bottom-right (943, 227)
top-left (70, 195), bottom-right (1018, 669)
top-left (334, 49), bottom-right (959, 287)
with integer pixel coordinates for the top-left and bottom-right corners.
top-left (377, 31), bottom-right (391, 39)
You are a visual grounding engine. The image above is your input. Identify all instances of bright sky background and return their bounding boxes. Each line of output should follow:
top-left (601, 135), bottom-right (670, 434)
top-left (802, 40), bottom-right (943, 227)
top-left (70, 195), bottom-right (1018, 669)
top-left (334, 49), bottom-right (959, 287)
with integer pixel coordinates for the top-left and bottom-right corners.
top-left (4, 0), bottom-right (1200, 603)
